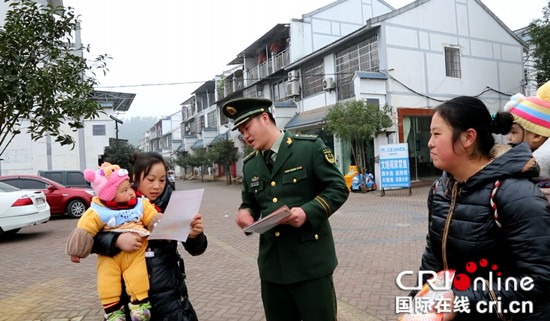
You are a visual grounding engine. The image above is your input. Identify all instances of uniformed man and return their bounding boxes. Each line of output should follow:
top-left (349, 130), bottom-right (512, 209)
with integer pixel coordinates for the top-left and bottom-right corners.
top-left (222, 97), bottom-right (349, 321)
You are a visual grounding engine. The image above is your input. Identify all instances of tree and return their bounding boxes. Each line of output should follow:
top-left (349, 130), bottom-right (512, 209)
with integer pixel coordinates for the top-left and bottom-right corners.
top-left (209, 138), bottom-right (240, 184)
top-left (325, 100), bottom-right (392, 173)
top-left (187, 148), bottom-right (211, 182)
top-left (0, 0), bottom-right (109, 157)
top-left (101, 141), bottom-right (139, 179)
top-left (529, 1), bottom-right (550, 85)
top-left (175, 153), bottom-right (192, 177)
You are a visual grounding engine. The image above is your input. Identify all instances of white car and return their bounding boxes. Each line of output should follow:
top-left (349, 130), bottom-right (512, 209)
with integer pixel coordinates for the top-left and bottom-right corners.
top-left (0, 181), bottom-right (50, 236)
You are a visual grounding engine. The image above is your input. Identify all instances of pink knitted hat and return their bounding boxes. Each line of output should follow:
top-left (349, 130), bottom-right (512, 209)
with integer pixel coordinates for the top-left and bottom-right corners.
top-left (506, 81), bottom-right (550, 137)
top-left (83, 162), bottom-right (129, 201)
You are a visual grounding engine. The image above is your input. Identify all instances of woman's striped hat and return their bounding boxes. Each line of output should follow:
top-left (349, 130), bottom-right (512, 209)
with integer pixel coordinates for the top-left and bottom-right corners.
top-left (506, 81), bottom-right (550, 137)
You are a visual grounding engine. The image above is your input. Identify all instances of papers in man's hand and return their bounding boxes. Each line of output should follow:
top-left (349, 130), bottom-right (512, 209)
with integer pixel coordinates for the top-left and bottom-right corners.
top-left (243, 205), bottom-right (291, 234)
top-left (148, 189), bottom-right (203, 242)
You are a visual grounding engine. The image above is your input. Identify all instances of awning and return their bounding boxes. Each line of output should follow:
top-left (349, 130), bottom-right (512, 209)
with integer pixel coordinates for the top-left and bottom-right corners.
top-left (284, 106), bottom-right (330, 130)
top-left (274, 101), bottom-right (296, 108)
top-left (176, 144), bottom-right (186, 152)
top-left (355, 71), bottom-right (388, 80)
top-left (209, 133), bottom-right (227, 146)
top-left (191, 139), bottom-right (204, 149)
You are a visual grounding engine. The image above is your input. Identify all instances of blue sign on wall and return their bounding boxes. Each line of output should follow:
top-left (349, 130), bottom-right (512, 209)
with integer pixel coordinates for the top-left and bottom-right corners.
top-left (379, 143), bottom-right (411, 188)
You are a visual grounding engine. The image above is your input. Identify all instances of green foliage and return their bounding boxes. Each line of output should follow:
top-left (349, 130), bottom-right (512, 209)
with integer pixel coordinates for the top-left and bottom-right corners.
top-left (209, 139), bottom-right (239, 167)
top-left (102, 141), bottom-right (140, 178)
top-left (183, 148), bottom-right (210, 181)
top-left (175, 153), bottom-right (191, 172)
top-left (325, 100), bottom-right (392, 172)
top-left (529, 1), bottom-right (550, 84)
top-left (0, 0), bottom-right (109, 157)
top-left (188, 148), bottom-right (210, 169)
top-left (209, 138), bottom-right (240, 184)
top-left (325, 100), bottom-right (392, 141)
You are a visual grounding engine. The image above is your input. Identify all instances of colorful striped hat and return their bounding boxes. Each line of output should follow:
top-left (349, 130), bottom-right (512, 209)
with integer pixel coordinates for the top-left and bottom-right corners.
top-left (506, 81), bottom-right (550, 137)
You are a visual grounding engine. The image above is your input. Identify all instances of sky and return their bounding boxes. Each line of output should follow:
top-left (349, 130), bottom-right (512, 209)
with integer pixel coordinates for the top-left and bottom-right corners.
top-left (63, 0), bottom-right (548, 119)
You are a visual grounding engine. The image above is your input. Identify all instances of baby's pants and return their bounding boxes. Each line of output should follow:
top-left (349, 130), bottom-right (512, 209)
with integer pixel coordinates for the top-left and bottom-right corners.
top-left (97, 239), bottom-right (149, 305)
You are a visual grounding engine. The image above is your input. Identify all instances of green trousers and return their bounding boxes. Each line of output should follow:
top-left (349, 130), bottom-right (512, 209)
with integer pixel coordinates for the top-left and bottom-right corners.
top-left (261, 274), bottom-right (337, 321)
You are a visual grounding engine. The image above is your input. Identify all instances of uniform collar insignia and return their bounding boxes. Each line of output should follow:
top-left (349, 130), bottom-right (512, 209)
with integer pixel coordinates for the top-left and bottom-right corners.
top-left (286, 137), bottom-right (292, 145)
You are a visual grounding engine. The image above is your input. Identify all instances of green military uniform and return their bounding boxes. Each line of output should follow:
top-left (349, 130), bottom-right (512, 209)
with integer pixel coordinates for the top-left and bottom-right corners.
top-left (223, 98), bottom-right (349, 320)
top-left (241, 131), bottom-right (349, 284)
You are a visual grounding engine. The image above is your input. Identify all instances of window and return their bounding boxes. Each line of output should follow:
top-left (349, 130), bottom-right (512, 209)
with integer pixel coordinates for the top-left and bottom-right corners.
top-left (243, 86), bottom-right (258, 98)
top-left (445, 47), bottom-right (461, 78)
top-left (67, 172), bottom-right (86, 186)
top-left (200, 115), bottom-right (205, 130)
top-left (43, 172), bottom-right (62, 183)
top-left (335, 34), bottom-right (379, 100)
top-left (219, 109), bottom-right (228, 125)
top-left (92, 124), bottom-right (106, 136)
top-left (207, 111), bottom-right (216, 128)
top-left (302, 60), bottom-right (324, 98)
top-left (20, 179), bottom-right (49, 189)
top-left (272, 81), bottom-right (287, 101)
top-left (0, 179), bottom-right (21, 188)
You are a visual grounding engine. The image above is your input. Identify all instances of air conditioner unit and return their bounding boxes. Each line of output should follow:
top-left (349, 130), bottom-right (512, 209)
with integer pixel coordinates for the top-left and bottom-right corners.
top-left (287, 80), bottom-right (300, 97)
top-left (322, 77), bottom-right (335, 91)
top-left (288, 70), bottom-right (299, 81)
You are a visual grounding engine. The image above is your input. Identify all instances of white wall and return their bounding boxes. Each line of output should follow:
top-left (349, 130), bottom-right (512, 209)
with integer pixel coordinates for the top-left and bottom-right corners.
top-left (381, 0), bottom-right (524, 112)
top-left (290, 0), bottom-right (393, 62)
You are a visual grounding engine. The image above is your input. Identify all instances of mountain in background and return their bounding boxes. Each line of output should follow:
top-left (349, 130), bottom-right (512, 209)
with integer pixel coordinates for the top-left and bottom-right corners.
top-left (118, 116), bottom-right (158, 147)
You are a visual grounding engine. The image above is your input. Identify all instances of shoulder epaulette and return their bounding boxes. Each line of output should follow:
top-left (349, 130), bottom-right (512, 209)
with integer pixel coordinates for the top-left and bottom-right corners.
top-left (294, 134), bottom-right (317, 141)
top-left (243, 150), bottom-right (258, 163)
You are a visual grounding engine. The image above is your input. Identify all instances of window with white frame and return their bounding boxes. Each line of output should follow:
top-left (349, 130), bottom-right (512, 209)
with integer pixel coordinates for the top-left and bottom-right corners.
top-left (207, 110), bottom-right (216, 128)
top-left (445, 47), bottom-right (461, 78)
top-left (219, 109), bottom-right (228, 125)
top-left (302, 60), bottom-right (324, 98)
top-left (92, 124), bottom-right (106, 136)
top-left (243, 86), bottom-right (257, 98)
top-left (272, 80), bottom-right (287, 101)
top-left (335, 34), bottom-right (379, 101)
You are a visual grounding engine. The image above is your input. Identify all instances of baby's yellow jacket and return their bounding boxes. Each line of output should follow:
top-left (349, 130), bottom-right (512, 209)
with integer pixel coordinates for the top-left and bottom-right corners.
top-left (66, 196), bottom-right (159, 259)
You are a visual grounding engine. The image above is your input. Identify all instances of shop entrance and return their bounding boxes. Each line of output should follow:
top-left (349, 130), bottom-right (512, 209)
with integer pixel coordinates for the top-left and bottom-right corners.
top-left (398, 108), bottom-right (441, 181)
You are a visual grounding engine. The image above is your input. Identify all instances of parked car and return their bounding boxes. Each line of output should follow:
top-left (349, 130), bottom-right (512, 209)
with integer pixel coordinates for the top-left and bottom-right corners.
top-left (37, 170), bottom-right (90, 188)
top-left (167, 169), bottom-right (176, 190)
top-left (0, 181), bottom-right (50, 236)
top-left (0, 175), bottom-right (94, 218)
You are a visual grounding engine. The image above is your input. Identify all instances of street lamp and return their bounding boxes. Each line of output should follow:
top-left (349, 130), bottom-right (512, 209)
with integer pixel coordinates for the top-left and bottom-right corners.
top-left (110, 115), bottom-right (123, 147)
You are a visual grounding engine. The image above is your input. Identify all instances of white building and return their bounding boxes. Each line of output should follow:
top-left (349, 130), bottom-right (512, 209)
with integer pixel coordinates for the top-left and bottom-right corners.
top-left (142, 110), bottom-right (183, 164)
top-left (0, 1), bottom-right (137, 175)
top-left (179, 0), bottom-right (394, 179)
top-left (148, 0), bottom-right (533, 186)
top-left (285, 0), bottom-right (526, 183)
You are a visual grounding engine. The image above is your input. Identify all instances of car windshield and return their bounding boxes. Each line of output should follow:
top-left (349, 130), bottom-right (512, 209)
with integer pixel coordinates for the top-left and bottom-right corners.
top-left (0, 181), bottom-right (21, 192)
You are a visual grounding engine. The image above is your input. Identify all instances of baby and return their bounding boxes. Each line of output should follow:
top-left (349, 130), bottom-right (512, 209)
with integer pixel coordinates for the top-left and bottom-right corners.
top-left (66, 162), bottom-right (161, 321)
top-left (505, 80), bottom-right (550, 181)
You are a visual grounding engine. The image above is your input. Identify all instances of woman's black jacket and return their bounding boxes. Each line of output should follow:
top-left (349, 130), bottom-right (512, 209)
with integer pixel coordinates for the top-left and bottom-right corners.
top-left (420, 143), bottom-right (550, 321)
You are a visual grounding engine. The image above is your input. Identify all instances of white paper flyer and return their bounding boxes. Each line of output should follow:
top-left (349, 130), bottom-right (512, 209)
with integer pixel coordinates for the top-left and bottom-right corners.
top-left (148, 188), bottom-right (204, 242)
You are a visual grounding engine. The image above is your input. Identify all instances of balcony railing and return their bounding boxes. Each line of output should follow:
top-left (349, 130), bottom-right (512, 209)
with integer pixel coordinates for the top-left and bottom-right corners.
top-left (246, 47), bottom-right (290, 86)
top-left (217, 76), bottom-right (244, 100)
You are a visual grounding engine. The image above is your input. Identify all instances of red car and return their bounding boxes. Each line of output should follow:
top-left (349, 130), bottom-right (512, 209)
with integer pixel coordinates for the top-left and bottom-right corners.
top-left (0, 175), bottom-right (94, 218)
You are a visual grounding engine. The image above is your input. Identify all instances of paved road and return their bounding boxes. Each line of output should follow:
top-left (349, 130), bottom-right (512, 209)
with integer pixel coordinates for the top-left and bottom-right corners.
top-left (1, 178), bottom-right (431, 321)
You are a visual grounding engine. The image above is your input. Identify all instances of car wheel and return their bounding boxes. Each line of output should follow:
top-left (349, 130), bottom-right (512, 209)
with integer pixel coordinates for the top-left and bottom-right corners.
top-left (0, 228), bottom-right (20, 237)
top-left (67, 199), bottom-right (87, 218)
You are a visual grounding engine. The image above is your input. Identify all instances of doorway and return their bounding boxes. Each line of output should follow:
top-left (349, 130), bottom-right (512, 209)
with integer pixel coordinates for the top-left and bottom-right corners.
top-left (398, 108), bottom-right (441, 181)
